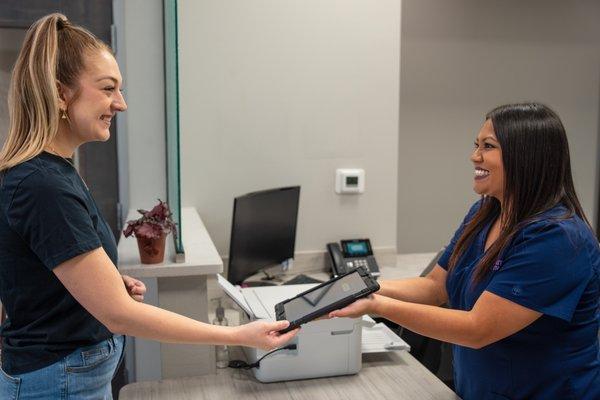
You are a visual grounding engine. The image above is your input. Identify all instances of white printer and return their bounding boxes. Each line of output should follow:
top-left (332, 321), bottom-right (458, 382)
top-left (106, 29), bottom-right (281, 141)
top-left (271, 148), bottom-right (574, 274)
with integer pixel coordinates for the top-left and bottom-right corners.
top-left (217, 275), bottom-right (408, 383)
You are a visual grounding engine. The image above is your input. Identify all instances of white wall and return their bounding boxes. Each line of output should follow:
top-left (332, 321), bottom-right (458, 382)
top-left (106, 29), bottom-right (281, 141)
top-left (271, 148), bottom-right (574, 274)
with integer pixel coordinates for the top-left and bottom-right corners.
top-left (398, 0), bottom-right (600, 253)
top-left (179, 0), bottom-right (401, 257)
top-left (117, 0), bottom-right (600, 258)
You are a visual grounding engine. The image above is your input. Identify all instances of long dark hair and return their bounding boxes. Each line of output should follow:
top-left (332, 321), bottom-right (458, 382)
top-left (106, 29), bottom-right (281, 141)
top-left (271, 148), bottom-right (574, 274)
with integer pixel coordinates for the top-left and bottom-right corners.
top-left (448, 103), bottom-right (592, 283)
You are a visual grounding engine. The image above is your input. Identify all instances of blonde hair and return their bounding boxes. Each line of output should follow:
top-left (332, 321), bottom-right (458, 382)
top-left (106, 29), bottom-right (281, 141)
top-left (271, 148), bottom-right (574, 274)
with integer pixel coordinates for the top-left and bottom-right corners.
top-left (0, 13), bottom-right (110, 172)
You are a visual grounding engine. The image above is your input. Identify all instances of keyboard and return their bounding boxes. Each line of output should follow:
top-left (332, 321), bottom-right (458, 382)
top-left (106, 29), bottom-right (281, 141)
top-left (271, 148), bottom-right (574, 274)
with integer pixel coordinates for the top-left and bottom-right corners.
top-left (283, 274), bottom-right (324, 285)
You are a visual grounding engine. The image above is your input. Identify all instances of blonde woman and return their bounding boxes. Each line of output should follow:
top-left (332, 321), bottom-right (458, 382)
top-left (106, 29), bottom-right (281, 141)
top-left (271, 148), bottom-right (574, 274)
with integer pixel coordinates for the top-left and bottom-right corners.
top-left (0, 14), bottom-right (297, 399)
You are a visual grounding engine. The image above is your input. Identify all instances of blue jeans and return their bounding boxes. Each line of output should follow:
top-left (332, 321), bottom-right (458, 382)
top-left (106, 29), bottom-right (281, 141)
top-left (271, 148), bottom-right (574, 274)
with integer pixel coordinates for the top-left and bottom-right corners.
top-left (0, 335), bottom-right (125, 400)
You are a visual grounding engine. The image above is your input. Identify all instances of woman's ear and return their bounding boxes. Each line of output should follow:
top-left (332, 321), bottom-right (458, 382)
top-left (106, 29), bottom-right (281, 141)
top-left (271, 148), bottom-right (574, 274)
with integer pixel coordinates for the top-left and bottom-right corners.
top-left (56, 80), bottom-right (73, 111)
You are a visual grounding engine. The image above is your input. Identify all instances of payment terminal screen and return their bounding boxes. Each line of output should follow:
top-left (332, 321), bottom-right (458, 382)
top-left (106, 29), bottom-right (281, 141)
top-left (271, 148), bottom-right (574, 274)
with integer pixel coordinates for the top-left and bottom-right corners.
top-left (283, 272), bottom-right (367, 321)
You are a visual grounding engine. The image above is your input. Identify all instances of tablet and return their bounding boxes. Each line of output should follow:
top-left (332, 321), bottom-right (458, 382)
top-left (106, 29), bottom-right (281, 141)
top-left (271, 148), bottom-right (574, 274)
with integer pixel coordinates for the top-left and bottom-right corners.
top-left (275, 267), bottom-right (379, 333)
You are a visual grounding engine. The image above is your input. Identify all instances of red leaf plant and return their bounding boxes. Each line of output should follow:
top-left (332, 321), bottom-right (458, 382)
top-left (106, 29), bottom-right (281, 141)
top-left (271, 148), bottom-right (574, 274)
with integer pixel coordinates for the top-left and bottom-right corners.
top-left (123, 199), bottom-right (178, 240)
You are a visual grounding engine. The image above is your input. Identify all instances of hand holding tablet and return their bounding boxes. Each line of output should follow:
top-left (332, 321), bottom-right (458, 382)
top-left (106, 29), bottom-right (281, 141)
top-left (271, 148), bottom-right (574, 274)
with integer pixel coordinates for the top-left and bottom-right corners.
top-left (275, 267), bottom-right (380, 333)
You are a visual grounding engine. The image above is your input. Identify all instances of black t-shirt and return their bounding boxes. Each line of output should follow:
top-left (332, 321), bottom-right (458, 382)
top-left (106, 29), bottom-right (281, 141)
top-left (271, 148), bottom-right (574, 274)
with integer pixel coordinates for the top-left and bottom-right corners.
top-left (0, 152), bottom-right (117, 375)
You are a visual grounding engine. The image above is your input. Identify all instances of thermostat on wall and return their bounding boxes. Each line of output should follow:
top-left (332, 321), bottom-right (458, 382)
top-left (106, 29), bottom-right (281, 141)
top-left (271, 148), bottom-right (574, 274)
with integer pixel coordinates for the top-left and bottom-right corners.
top-left (335, 168), bottom-right (365, 194)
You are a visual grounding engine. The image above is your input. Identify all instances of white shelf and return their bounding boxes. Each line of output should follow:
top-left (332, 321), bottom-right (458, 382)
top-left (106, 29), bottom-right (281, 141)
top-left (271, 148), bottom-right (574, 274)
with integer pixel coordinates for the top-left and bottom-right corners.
top-left (118, 207), bottom-right (223, 278)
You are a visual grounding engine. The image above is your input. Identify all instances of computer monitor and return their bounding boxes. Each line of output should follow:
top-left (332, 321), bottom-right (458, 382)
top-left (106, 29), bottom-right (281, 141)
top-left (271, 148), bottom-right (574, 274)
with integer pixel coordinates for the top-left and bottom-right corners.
top-left (227, 186), bottom-right (300, 285)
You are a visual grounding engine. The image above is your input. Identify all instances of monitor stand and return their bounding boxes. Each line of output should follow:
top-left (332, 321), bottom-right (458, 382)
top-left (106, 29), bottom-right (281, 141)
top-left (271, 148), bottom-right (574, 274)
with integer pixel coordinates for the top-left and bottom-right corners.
top-left (239, 267), bottom-right (285, 287)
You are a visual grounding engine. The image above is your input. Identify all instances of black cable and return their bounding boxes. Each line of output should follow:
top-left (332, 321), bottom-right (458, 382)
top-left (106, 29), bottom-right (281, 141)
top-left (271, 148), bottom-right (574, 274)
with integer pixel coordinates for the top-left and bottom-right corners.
top-left (228, 344), bottom-right (297, 370)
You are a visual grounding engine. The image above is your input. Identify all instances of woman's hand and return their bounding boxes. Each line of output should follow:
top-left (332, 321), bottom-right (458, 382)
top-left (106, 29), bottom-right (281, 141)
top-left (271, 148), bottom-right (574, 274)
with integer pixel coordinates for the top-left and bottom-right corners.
top-left (122, 275), bottom-right (146, 302)
top-left (328, 294), bottom-right (380, 319)
top-left (233, 320), bottom-right (299, 350)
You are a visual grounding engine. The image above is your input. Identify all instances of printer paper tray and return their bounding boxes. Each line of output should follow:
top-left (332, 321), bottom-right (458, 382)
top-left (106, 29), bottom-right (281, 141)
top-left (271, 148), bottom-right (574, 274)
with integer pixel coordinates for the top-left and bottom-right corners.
top-left (361, 316), bottom-right (410, 353)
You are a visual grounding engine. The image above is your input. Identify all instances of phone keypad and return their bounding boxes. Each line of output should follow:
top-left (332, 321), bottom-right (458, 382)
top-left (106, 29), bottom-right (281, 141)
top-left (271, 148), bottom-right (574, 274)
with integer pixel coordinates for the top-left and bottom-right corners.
top-left (350, 259), bottom-right (369, 271)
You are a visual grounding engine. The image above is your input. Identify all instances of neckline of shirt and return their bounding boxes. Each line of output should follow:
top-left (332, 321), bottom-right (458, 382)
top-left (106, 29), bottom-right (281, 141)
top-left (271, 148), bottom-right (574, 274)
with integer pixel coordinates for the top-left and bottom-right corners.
top-left (40, 151), bottom-right (75, 164)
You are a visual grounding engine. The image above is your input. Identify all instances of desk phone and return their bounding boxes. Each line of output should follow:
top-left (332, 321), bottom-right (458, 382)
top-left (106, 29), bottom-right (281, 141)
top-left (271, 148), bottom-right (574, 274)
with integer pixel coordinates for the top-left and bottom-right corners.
top-left (326, 239), bottom-right (380, 278)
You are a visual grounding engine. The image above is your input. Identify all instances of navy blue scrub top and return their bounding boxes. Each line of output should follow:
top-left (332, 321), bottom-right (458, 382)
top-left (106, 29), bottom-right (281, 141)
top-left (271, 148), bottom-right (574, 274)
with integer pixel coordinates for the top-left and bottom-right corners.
top-left (438, 200), bottom-right (599, 400)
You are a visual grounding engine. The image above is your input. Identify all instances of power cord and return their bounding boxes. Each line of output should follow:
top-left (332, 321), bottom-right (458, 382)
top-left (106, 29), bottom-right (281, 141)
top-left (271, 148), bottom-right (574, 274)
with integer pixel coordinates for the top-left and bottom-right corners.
top-left (229, 344), bottom-right (297, 370)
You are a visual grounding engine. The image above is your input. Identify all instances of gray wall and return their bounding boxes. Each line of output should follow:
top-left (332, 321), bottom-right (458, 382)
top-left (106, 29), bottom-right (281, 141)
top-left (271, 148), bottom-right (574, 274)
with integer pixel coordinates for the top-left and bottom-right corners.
top-left (0, 29), bottom-right (25, 146)
top-left (398, 0), bottom-right (600, 253)
top-left (179, 0), bottom-right (401, 258)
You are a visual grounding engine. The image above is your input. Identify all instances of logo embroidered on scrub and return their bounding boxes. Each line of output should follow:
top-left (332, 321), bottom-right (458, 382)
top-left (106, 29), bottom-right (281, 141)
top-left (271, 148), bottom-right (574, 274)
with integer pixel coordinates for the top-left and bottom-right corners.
top-left (493, 259), bottom-right (503, 271)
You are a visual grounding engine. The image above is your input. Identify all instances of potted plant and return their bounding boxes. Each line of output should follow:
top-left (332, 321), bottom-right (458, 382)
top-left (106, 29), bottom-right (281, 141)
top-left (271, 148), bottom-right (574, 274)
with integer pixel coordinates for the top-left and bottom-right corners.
top-left (123, 199), bottom-right (177, 264)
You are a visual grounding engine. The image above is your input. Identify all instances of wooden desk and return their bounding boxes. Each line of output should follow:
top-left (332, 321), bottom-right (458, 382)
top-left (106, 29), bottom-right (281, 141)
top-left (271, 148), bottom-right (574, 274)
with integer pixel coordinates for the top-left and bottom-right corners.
top-left (120, 349), bottom-right (460, 400)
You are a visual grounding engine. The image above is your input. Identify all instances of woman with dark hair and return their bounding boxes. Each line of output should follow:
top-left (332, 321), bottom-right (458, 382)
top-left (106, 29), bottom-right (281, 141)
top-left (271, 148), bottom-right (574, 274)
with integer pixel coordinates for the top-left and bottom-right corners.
top-left (0, 14), bottom-right (297, 399)
top-left (331, 103), bottom-right (599, 399)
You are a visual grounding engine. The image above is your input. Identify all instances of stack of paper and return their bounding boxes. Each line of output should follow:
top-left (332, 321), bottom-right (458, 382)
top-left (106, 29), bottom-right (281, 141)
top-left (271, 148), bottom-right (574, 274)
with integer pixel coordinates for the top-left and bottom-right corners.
top-left (361, 315), bottom-right (410, 353)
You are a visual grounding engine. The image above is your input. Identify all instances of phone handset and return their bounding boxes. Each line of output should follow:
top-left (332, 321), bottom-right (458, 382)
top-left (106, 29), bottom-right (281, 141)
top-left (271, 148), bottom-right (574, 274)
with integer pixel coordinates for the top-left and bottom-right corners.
top-left (326, 242), bottom-right (350, 277)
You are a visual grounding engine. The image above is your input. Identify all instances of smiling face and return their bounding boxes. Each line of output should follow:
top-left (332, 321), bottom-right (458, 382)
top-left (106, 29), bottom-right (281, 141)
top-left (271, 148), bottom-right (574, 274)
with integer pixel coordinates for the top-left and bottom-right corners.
top-left (58, 50), bottom-right (127, 145)
top-left (471, 119), bottom-right (505, 203)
